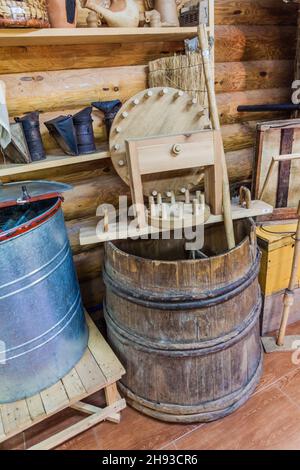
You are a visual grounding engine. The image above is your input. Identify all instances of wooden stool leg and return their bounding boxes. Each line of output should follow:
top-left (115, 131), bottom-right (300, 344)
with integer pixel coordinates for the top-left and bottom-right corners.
top-left (104, 384), bottom-right (122, 423)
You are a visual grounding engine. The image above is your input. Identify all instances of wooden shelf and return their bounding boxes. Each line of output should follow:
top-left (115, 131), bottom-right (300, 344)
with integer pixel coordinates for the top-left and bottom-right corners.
top-left (0, 27), bottom-right (197, 47)
top-left (0, 148), bottom-right (109, 177)
top-left (80, 200), bottom-right (274, 246)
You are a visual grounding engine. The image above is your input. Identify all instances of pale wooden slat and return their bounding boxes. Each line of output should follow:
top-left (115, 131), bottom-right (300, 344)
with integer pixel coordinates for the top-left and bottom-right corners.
top-left (28, 400), bottom-right (126, 451)
top-left (86, 315), bottom-right (125, 381)
top-left (26, 394), bottom-right (45, 421)
top-left (71, 400), bottom-right (120, 423)
top-left (40, 381), bottom-right (69, 415)
top-left (62, 368), bottom-right (86, 400)
top-left (1, 400), bottom-right (31, 435)
top-left (75, 348), bottom-right (107, 393)
top-left (0, 149), bottom-right (109, 178)
top-left (0, 27), bottom-right (197, 47)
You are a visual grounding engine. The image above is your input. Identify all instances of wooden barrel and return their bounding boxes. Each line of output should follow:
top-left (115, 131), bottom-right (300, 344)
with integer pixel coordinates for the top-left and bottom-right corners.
top-left (104, 219), bottom-right (263, 423)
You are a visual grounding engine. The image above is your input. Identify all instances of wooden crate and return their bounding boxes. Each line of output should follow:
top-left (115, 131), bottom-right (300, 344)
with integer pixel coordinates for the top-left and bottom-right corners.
top-left (0, 314), bottom-right (126, 450)
top-left (256, 223), bottom-right (300, 295)
top-left (257, 223), bottom-right (300, 334)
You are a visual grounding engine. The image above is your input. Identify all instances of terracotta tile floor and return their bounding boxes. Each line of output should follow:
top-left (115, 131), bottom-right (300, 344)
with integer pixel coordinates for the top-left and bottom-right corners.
top-left (2, 322), bottom-right (300, 451)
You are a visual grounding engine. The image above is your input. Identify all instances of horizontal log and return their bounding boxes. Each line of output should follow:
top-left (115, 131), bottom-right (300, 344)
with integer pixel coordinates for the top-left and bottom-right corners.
top-left (74, 247), bottom-right (103, 282)
top-left (0, 41), bottom-right (184, 74)
top-left (222, 121), bottom-right (257, 152)
top-left (3, 66), bottom-right (147, 116)
top-left (218, 88), bottom-right (291, 124)
top-left (1, 60), bottom-right (293, 119)
top-left (214, 60), bottom-right (293, 93)
top-left (79, 275), bottom-right (105, 310)
top-left (214, 0), bottom-right (297, 25)
top-left (0, 25), bottom-right (295, 74)
top-left (67, 215), bottom-right (101, 254)
top-left (215, 25), bottom-right (296, 62)
top-left (3, 86), bottom-right (290, 152)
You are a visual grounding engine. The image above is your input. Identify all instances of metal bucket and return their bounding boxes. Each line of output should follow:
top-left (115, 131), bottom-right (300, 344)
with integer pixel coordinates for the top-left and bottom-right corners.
top-left (0, 181), bottom-right (88, 403)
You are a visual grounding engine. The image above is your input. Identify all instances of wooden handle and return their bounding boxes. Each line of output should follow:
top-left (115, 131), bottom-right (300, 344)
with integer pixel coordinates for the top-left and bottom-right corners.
top-left (198, 25), bottom-right (236, 250)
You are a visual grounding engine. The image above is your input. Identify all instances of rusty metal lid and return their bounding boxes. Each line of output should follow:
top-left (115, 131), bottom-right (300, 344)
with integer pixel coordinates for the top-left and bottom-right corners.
top-left (0, 180), bottom-right (72, 209)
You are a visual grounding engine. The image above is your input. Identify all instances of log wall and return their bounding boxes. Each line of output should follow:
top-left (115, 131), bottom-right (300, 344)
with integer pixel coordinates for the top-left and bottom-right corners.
top-left (0, 0), bottom-right (297, 309)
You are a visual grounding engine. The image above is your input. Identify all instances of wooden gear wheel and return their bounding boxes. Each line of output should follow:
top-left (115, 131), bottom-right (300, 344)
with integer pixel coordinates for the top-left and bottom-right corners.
top-left (109, 87), bottom-right (211, 196)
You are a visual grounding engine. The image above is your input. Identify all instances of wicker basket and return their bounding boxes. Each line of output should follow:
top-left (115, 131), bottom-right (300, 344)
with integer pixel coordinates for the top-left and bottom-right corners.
top-left (0, 0), bottom-right (50, 27)
top-left (179, 5), bottom-right (200, 26)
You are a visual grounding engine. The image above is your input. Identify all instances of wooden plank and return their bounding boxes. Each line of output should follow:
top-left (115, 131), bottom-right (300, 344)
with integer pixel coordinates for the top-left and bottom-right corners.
top-left (135, 132), bottom-right (215, 175)
top-left (26, 395), bottom-right (45, 422)
top-left (0, 27), bottom-right (198, 47)
top-left (1, 400), bottom-right (31, 435)
top-left (28, 400), bottom-right (126, 450)
top-left (276, 128), bottom-right (294, 208)
top-left (79, 200), bottom-right (273, 245)
top-left (105, 383), bottom-right (121, 406)
top-left (40, 381), bottom-right (69, 415)
top-left (62, 369), bottom-right (86, 400)
top-left (86, 315), bottom-right (125, 382)
top-left (71, 400), bottom-right (120, 424)
top-left (0, 149), bottom-right (109, 177)
top-left (75, 348), bottom-right (107, 393)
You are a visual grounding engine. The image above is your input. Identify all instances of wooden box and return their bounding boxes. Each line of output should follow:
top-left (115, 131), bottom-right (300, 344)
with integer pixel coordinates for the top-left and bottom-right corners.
top-left (257, 223), bottom-right (300, 334)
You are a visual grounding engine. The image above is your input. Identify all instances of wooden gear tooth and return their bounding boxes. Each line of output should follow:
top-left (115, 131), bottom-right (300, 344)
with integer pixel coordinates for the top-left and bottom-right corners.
top-left (185, 189), bottom-right (190, 204)
top-left (161, 203), bottom-right (168, 220)
top-left (145, 90), bottom-right (153, 98)
top-left (160, 88), bottom-right (169, 96)
top-left (175, 90), bottom-right (184, 99)
top-left (193, 199), bottom-right (200, 216)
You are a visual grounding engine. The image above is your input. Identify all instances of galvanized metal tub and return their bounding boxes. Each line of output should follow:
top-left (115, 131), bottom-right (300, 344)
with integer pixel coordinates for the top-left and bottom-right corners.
top-left (0, 182), bottom-right (88, 403)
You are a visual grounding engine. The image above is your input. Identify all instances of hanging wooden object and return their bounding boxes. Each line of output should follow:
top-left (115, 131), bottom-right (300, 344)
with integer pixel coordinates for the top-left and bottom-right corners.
top-left (110, 86), bottom-right (210, 197)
